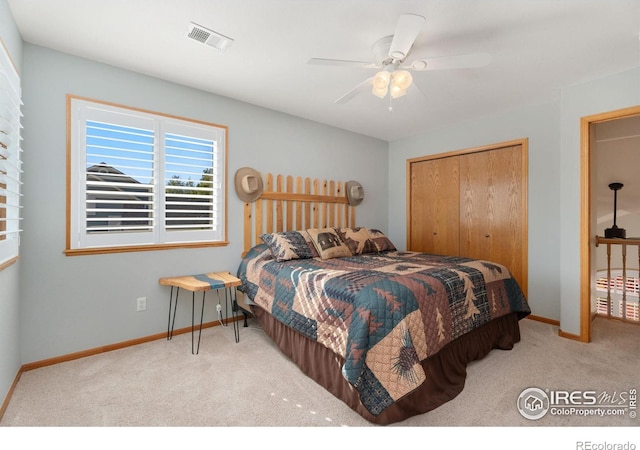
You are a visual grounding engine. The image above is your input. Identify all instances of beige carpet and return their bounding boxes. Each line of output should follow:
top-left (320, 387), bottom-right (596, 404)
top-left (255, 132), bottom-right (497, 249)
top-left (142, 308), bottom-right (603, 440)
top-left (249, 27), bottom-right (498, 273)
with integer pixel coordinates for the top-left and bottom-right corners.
top-left (1, 317), bottom-right (638, 444)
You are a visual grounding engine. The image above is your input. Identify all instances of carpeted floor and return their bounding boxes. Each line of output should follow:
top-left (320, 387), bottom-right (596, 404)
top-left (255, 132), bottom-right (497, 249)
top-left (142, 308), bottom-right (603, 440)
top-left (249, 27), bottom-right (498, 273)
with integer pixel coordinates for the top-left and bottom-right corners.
top-left (1, 316), bottom-right (638, 445)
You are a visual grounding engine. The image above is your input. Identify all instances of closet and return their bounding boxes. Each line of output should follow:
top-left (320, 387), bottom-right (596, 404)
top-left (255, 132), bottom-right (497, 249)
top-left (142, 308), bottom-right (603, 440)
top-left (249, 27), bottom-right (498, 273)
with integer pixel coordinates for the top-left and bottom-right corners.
top-left (407, 139), bottom-right (528, 295)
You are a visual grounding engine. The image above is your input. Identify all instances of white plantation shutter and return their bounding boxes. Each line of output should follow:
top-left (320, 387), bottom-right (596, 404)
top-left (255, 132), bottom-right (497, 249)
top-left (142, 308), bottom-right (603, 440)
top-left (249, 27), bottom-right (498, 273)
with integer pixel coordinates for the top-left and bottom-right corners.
top-left (69, 97), bottom-right (226, 250)
top-left (0, 44), bottom-right (22, 266)
top-left (164, 132), bottom-right (214, 231)
top-left (162, 121), bottom-right (224, 243)
top-left (85, 119), bottom-right (155, 234)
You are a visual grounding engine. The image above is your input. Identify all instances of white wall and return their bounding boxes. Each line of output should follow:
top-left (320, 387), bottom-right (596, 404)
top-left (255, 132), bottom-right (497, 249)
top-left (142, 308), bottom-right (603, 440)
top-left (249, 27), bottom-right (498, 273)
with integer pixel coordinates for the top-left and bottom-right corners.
top-left (0, 0), bottom-right (23, 410)
top-left (19, 44), bottom-right (388, 363)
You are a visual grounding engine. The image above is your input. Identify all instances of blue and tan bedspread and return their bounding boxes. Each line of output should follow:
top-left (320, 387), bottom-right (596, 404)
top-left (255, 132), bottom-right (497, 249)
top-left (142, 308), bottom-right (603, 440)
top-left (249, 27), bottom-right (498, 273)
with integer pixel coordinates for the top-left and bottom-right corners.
top-left (238, 244), bottom-right (530, 416)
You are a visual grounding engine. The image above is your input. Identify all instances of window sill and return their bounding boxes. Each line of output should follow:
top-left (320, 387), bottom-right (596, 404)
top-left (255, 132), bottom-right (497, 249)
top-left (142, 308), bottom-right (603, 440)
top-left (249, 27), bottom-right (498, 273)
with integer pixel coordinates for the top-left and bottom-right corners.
top-left (64, 241), bottom-right (229, 256)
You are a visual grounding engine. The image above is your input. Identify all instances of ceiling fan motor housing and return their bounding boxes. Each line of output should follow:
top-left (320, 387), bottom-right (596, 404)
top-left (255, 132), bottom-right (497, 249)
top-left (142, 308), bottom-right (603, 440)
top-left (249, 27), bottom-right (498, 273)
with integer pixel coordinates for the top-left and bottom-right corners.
top-left (372, 36), bottom-right (395, 65)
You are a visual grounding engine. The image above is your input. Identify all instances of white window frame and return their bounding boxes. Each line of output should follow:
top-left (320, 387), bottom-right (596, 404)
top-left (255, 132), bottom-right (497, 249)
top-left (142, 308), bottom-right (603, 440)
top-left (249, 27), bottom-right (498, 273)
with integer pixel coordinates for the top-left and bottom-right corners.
top-left (67, 96), bottom-right (227, 254)
top-left (0, 42), bottom-right (23, 268)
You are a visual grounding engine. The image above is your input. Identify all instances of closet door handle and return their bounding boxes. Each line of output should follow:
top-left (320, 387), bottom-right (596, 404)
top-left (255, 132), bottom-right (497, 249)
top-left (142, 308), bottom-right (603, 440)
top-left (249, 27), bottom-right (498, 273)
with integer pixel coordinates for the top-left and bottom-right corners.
top-left (485, 234), bottom-right (490, 238)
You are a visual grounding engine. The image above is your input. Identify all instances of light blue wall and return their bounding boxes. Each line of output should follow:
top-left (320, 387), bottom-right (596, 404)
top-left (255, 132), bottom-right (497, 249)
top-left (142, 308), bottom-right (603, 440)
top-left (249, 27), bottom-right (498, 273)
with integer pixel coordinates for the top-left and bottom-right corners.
top-left (0, 0), bottom-right (23, 410)
top-left (388, 101), bottom-right (562, 322)
top-left (388, 66), bottom-right (640, 335)
top-left (19, 44), bottom-right (388, 363)
top-left (4, 0), bottom-right (639, 384)
top-left (559, 67), bottom-right (640, 335)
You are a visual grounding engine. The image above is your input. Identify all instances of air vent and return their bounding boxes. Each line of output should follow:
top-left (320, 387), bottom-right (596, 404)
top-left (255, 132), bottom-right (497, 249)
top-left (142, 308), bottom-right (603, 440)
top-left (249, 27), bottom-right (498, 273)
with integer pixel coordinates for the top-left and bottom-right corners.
top-left (186, 22), bottom-right (234, 52)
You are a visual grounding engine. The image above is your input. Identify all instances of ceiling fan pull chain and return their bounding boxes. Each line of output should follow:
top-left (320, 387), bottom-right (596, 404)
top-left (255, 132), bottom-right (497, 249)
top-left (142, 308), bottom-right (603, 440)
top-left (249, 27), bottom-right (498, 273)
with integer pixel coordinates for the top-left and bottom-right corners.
top-left (388, 94), bottom-right (393, 112)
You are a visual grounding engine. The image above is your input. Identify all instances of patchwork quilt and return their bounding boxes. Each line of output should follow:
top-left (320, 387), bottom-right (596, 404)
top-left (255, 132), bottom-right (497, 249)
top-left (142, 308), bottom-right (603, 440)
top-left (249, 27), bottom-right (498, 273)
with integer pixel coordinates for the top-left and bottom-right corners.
top-left (238, 244), bottom-right (530, 416)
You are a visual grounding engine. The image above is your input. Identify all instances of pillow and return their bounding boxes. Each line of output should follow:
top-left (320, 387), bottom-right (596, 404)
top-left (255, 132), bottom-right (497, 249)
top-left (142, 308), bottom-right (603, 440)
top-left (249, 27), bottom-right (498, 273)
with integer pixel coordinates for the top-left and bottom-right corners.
top-left (260, 231), bottom-right (314, 262)
top-left (300, 230), bottom-right (320, 258)
top-left (367, 228), bottom-right (397, 253)
top-left (306, 227), bottom-right (352, 260)
top-left (335, 227), bottom-right (377, 255)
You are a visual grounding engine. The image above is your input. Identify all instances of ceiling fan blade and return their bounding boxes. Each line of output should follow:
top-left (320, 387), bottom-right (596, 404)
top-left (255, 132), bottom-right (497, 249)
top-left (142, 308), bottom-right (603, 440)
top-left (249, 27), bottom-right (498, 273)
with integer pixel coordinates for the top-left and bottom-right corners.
top-left (307, 58), bottom-right (378, 69)
top-left (388, 14), bottom-right (426, 61)
top-left (335, 77), bottom-right (374, 104)
top-left (408, 52), bottom-right (492, 71)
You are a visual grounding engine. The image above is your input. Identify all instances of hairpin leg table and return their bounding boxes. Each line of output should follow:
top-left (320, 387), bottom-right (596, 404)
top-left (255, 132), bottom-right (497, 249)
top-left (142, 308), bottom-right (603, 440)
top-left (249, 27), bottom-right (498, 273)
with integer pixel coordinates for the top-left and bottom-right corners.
top-left (159, 271), bottom-right (242, 354)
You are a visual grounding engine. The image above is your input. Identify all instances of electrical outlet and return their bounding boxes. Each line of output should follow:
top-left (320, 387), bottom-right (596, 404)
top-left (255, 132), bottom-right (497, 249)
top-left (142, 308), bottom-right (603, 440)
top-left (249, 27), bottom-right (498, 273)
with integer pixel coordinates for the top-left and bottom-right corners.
top-left (137, 297), bottom-right (147, 312)
top-left (216, 304), bottom-right (222, 312)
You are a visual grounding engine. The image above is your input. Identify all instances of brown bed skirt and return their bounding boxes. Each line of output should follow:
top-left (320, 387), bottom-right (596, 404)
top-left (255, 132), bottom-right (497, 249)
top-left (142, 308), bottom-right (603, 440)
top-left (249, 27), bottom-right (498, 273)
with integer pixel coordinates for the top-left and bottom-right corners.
top-left (251, 306), bottom-right (522, 425)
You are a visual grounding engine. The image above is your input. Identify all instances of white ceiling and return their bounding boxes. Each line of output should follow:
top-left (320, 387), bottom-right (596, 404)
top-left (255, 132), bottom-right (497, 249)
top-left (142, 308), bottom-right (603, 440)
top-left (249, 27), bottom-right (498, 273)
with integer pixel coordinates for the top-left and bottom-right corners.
top-left (7, 0), bottom-right (640, 142)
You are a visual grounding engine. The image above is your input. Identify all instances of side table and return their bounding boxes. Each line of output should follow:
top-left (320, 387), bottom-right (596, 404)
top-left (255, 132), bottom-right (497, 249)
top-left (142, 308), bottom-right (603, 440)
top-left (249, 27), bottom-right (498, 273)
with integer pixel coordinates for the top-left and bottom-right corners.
top-left (159, 271), bottom-right (242, 354)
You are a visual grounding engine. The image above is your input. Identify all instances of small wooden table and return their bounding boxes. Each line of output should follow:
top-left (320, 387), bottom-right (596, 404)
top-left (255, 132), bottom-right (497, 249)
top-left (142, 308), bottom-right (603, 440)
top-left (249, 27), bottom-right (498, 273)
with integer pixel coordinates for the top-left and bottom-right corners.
top-left (159, 272), bottom-right (242, 354)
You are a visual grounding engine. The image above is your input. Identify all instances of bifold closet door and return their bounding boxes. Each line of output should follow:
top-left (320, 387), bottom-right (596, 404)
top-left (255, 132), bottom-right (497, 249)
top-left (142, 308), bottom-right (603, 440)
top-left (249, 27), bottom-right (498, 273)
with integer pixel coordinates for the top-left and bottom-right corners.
top-left (408, 156), bottom-right (460, 256)
top-left (459, 145), bottom-right (525, 289)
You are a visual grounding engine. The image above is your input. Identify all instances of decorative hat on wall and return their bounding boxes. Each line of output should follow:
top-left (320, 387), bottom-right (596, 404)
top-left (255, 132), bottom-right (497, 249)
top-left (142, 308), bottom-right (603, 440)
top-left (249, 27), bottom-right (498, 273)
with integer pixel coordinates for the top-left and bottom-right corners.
top-left (345, 180), bottom-right (364, 206)
top-left (234, 167), bottom-right (263, 203)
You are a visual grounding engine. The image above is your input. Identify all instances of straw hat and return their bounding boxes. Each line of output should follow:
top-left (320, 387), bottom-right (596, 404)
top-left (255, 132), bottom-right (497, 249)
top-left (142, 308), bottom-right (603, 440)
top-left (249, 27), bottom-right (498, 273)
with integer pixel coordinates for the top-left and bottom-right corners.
top-left (345, 180), bottom-right (364, 206)
top-left (234, 167), bottom-right (263, 203)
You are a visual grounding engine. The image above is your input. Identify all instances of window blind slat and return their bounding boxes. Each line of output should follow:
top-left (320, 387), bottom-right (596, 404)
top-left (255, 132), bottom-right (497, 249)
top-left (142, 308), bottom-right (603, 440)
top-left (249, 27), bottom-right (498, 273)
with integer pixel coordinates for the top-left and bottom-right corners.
top-left (86, 216), bottom-right (153, 222)
top-left (0, 229), bottom-right (23, 238)
top-left (0, 44), bottom-right (22, 263)
top-left (164, 188), bottom-right (214, 195)
top-left (87, 225), bottom-right (153, 232)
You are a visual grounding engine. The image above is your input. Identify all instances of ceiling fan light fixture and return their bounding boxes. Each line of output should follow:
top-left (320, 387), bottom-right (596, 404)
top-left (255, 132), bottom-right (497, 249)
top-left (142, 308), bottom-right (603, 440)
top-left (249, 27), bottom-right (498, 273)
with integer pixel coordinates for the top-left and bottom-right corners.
top-left (372, 85), bottom-right (388, 98)
top-left (373, 71), bottom-right (391, 90)
top-left (392, 70), bottom-right (413, 90)
top-left (390, 85), bottom-right (407, 99)
top-left (372, 70), bottom-right (391, 97)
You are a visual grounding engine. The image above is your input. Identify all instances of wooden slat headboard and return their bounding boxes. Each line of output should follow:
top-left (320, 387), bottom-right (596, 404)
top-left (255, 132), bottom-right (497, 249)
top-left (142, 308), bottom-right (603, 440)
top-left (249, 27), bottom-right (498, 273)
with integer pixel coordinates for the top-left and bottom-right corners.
top-left (243, 172), bottom-right (357, 255)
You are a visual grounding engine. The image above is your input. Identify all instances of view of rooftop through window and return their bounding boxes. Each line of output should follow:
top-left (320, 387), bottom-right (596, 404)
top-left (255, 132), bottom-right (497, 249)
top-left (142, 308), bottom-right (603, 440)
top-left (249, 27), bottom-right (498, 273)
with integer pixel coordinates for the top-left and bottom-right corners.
top-left (86, 121), bottom-right (215, 186)
top-left (85, 120), bottom-right (217, 234)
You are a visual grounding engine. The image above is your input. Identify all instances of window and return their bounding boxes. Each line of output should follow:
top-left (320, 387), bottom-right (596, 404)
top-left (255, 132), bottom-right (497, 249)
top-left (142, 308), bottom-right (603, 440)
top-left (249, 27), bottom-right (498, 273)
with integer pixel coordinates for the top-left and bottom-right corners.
top-left (0, 43), bottom-right (22, 267)
top-left (67, 96), bottom-right (227, 254)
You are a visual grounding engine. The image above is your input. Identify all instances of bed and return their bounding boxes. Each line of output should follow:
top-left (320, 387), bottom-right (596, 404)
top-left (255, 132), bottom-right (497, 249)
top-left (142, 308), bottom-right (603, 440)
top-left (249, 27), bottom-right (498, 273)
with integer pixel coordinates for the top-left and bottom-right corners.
top-left (236, 172), bottom-right (530, 425)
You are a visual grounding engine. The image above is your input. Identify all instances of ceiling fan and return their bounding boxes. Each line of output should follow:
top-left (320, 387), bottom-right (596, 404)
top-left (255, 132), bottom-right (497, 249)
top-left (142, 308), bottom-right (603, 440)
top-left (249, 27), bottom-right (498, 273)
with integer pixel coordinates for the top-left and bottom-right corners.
top-left (307, 14), bottom-right (491, 106)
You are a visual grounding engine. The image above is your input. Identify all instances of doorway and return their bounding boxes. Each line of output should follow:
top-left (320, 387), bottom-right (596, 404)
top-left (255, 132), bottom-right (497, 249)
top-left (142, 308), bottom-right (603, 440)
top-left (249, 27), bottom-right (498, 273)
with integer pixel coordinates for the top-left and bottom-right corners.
top-left (580, 105), bottom-right (640, 342)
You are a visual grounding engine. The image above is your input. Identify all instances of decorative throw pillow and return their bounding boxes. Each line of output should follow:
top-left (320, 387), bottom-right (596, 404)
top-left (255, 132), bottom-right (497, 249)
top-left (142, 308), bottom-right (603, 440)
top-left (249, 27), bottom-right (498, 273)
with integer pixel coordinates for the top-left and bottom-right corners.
top-left (260, 231), bottom-right (314, 262)
top-left (306, 227), bottom-right (352, 260)
top-left (335, 227), bottom-right (377, 255)
top-left (367, 228), bottom-right (397, 253)
top-left (300, 230), bottom-right (320, 258)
